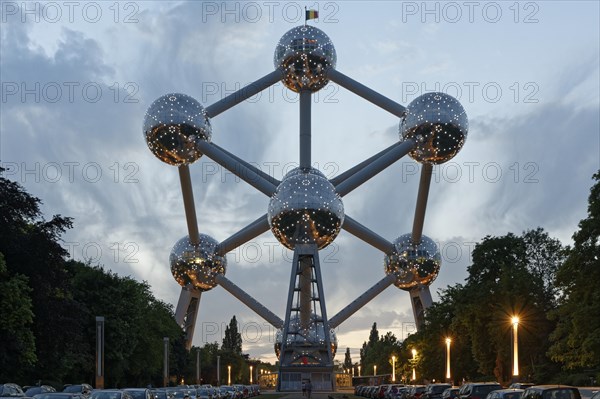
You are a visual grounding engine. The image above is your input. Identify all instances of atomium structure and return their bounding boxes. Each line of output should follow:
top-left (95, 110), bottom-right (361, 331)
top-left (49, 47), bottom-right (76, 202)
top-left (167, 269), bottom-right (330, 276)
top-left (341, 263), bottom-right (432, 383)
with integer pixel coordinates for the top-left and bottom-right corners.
top-left (143, 24), bottom-right (468, 391)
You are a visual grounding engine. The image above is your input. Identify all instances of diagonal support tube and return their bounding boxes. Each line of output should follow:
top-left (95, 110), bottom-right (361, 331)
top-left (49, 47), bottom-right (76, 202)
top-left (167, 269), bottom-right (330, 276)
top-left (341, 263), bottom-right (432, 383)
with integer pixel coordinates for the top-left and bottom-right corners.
top-left (342, 215), bottom-right (395, 254)
top-left (327, 68), bottom-right (406, 118)
top-left (215, 274), bottom-right (283, 328)
top-left (179, 165), bottom-right (200, 245)
top-left (197, 141), bottom-right (277, 196)
top-left (205, 69), bottom-right (284, 118)
top-left (212, 143), bottom-right (280, 187)
top-left (336, 139), bottom-right (416, 196)
top-left (331, 141), bottom-right (405, 187)
top-left (216, 214), bottom-right (270, 256)
top-left (411, 163), bottom-right (433, 244)
top-left (328, 274), bottom-right (397, 328)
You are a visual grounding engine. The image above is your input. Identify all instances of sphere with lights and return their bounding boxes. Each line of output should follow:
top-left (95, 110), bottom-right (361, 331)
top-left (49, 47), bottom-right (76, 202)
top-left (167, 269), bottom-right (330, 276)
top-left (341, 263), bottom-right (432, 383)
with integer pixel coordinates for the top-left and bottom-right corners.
top-left (274, 25), bottom-right (336, 93)
top-left (384, 233), bottom-right (441, 290)
top-left (400, 92), bottom-right (468, 164)
top-left (268, 167), bottom-right (344, 250)
top-left (170, 234), bottom-right (226, 291)
top-left (274, 315), bottom-right (338, 361)
top-left (143, 93), bottom-right (211, 165)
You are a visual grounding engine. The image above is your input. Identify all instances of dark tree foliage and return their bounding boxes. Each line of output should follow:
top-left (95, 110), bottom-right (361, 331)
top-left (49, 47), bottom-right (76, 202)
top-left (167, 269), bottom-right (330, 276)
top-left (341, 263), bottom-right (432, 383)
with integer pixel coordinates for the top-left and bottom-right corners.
top-left (549, 171), bottom-right (600, 371)
top-left (343, 347), bottom-right (353, 370)
top-left (0, 172), bottom-right (187, 387)
top-left (222, 315), bottom-right (243, 355)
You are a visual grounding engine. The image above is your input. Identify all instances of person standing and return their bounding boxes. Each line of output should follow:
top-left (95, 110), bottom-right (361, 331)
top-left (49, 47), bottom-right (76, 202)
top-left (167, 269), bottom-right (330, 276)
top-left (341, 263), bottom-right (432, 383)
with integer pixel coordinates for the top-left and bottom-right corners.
top-left (302, 381), bottom-right (306, 396)
top-left (306, 380), bottom-right (313, 399)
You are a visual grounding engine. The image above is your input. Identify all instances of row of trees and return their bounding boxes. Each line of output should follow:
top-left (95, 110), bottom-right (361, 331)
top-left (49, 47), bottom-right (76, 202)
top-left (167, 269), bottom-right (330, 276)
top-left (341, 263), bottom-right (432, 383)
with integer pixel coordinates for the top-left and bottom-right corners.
top-left (352, 171), bottom-right (599, 386)
top-left (0, 171), bottom-right (262, 387)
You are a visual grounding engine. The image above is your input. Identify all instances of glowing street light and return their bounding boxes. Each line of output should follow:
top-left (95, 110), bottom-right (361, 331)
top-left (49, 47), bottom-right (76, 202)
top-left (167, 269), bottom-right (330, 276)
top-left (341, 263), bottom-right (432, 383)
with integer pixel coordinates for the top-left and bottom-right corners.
top-left (228, 365), bottom-right (231, 385)
top-left (358, 365), bottom-right (361, 377)
top-left (392, 356), bottom-right (396, 382)
top-left (512, 316), bottom-right (519, 378)
top-left (374, 365), bottom-right (377, 375)
top-left (445, 338), bottom-right (452, 382)
top-left (250, 365), bottom-right (253, 384)
top-left (411, 349), bottom-right (417, 381)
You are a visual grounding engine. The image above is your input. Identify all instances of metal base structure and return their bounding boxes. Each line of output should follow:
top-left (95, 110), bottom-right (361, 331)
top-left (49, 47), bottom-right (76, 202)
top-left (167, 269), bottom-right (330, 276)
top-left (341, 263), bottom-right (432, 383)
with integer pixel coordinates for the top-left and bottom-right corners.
top-left (409, 286), bottom-right (433, 330)
top-left (277, 245), bottom-right (335, 391)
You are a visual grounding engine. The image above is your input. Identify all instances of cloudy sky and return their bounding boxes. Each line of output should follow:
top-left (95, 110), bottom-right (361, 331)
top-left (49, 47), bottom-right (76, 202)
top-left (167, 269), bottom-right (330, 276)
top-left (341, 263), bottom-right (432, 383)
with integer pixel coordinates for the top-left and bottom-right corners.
top-left (1, 1), bottom-right (599, 364)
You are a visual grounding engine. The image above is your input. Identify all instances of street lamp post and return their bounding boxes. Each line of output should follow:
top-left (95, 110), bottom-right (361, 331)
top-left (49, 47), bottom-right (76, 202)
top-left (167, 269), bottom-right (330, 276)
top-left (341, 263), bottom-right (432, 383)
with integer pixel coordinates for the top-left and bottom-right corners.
top-left (445, 338), bottom-right (452, 382)
top-left (250, 365), bottom-right (253, 384)
top-left (411, 349), bottom-right (417, 382)
top-left (228, 365), bottom-right (232, 385)
top-left (392, 356), bottom-right (396, 382)
top-left (512, 316), bottom-right (519, 379)
top-left (358, 365), bottom-right (361, 377)
top-left (374, 365), bottom-right (377, 376)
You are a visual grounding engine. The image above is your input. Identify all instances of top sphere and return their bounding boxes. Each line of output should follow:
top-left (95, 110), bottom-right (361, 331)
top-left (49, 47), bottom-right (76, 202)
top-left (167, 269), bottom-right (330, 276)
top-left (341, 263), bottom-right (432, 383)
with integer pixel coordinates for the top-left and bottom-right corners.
top-left (274, 25), bottom-right (336, 93)
top-left (400, 92), bottom-right (468, 164)
top-left (268, 167), bottom-right (344, 250)
top-left (143, 93), bottom-right (211, 166)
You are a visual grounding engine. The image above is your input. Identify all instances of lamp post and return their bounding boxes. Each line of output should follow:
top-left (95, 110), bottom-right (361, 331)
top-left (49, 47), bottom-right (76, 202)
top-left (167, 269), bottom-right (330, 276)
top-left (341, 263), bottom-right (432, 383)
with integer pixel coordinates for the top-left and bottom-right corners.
top-left (228, 365), bottom-right (232, 385)
top-left (358, 365), bottom-right (361, 377)
top-left (250, 365), bottom-right (253, 384)
top-left (392, 356), bottom-right (396, 382)
top-left (374, 365), bottom-right (377, 376)
top-left (411, 349), bottom-right (417, 381)
top-left (512, 316), bottom-right (519, 379)
top-left (445, 338), bottom-right (452, 382)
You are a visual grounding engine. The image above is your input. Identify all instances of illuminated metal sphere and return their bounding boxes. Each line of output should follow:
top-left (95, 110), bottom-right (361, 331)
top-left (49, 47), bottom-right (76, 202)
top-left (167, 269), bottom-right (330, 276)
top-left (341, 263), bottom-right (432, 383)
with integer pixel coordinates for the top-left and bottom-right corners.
top-left (143, 93), bottom-right (212, 165)
top-left (274, 316), bottom-right (338, 360)
top-left (384, 233), bottom-right (441, 290)
top-left (400, 92), bottom-right (468, 164)
top-left (268, 167), bottom-right (344, 250)
top-left (169, 234), bottom-right (226, 291)
top-left (274, 25), bottom-right (336, 93)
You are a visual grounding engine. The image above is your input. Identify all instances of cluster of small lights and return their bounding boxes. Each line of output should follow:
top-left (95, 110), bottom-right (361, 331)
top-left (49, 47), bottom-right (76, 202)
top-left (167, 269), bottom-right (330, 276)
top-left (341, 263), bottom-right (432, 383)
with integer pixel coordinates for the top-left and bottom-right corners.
top-left (268, 167), bottom-right (344, 250)
top-left (143, 93), bottom-right (212, 166)
top-left (274, 315), bottom-right (338, 360)
top-left (274, 25), bottom-right (337, 93)
top-left (400, 92), bottom-right (468, 164)
top-left (169, 234), bottom-right (226, 291)
top-left (384, 233), bottom-right (441, 290)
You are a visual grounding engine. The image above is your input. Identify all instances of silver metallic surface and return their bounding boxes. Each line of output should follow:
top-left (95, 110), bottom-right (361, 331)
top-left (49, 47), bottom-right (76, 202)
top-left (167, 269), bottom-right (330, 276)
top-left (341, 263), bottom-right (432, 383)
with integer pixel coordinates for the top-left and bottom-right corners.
top-left (144, 93), bottom-right (211, 165)
top-left (170, 234), bottom-right (226, 291)
top-left (268, 167), bottom-right (344, 250)
top-left (384, 233), bottom-right (441, 290)
top-left (274, 315), bottom-right (338, 361)
top-left (274, 25), bottom-right (336, 93)
top-left (400, 92), bottom-right (468, 164)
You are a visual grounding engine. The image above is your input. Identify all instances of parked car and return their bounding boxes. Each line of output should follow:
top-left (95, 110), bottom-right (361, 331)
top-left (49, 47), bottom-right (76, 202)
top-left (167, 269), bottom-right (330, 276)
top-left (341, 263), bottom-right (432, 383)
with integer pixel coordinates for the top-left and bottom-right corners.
top-left (25, 387), bottom-right (56, 397)
top-left (1, 384), bottom-right (26, 398)
top-left (385, 385), bottom-right (406, 399)
top-left (422, 384), bottom-right (453, 399)
top-left (34, 393), bottom-right (86, 399)
top-left (485, 389), bottom-right (524, 399)
top-left (90, 390), bottom-right (133, 399)
top-left (521, 385), bottom-right (581, 399)
top-left (459, 383), bottom-right (502, 399)
top-left (62, 385), bottom-right (93, 399)
top-left (509, 385), bottom-right (535, 391)
top-left (407, 386), bottom-right (427, 399)
top-left (442, 388), bottom-right (460, 399)
top-left (121, 389), bottom-right (154, 399)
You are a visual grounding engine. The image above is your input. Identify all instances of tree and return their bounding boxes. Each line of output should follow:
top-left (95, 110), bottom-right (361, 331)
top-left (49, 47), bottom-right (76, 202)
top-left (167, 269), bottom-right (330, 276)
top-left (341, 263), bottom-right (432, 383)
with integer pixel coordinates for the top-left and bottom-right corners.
top-left (343, 347), bottom-right (353, 370)
top-left (549, 171), bottom-right (600, 371)
top-left (0, 252), bottom-right (36, 381)
top-left (222, 315), bottom-right (243, 355)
